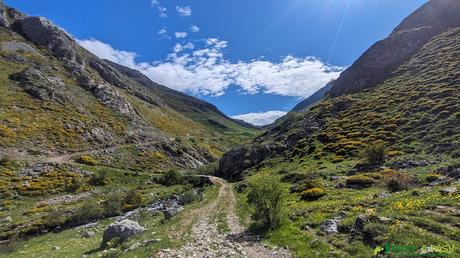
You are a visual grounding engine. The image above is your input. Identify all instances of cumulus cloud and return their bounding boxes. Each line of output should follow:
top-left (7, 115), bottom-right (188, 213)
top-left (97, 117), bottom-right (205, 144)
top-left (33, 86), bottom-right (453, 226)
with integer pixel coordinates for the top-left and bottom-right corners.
top-left (78, 38), bottom-right (344, 98)
top-left (232, 111), bottom-right (287, 126)
top-left (176, 6), bottom-right (192, 17)
top-left (77, 38), bottom-right (137, 68)
top-left (190, 25), bottom-right (200, 33)
top-left (175, 32), bottom-right (188, 38)
top-left (151, 0), bottom-right (167, 18)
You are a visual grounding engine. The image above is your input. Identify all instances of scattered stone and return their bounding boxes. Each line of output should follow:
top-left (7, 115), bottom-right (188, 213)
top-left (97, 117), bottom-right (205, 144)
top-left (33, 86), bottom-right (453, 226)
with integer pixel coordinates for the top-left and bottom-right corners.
top-left (320, 219), bottom-right (339, 234)
top-left (434, 206), bottom-right (457, 214)
top-left (81, 230), bottom-right (95, 238)
top-left (102, 219), bottom-right (145, 245)
top-left (374, 192), bottom-right (391, 199)
top-left (0, 216), bottom-right (12, 223)
top-left (439, 187), bottom-right (458, 196)
top-left (390, 160), bottom-right (430, 169)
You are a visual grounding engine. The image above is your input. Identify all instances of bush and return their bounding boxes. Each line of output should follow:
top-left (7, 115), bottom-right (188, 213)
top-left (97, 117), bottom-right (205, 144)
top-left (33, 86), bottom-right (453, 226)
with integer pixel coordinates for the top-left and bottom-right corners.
top-left (346, 175), bottom-right (374, 188)
top-left (0, 156), bottom-right (14, 167)
top-left (291, 179), bottom-right (323, 193)
top-left (159, 170), bottom-right (184, 186)
top-left (0, 235), bottom-right (19, 254)
top-left (331, 155), bottom-right (345, 163)
top-left (123, 189), bottom-right (144, 210)
top-left (425, 173), bottom-right (441, 183)
top-left (301, 187), bottom-right (326, 201)
top-left (89, 170), bottom-right (110, 186)
top-left (65, 178), bottom-right (84, 193)
top-left (362, 142), bottom-right (385, 165)
top-left (385, 173), bottom-right (415, 192)
top-left (76, 155), bottom-right (97, 166)
top-left (103, 191), bottom-right (124, 216)
top-left (234, 182), bottom-right (249, 193)
top-left (179, 189), bottom-right (199, 205)
top-left (281, 173), bottom-right (307, 183)
top-left (70, 201), bottom-right (104, 225)
top-left (247, 177), bottom-right (284, 230)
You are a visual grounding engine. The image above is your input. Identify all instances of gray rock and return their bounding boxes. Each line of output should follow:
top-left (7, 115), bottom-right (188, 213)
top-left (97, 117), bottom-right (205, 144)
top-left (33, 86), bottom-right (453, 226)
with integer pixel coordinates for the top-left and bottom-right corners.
top-left (10, 67), bottom-right (66, 102)
top-left (102, 219), bottom-right (145, 245)
top-left (81, 230), bottom-right (95, 238)
top-left (440, 187), bottom-right (458, 196)
top-left (0, 216), bottom-right (12, 223)
top-left (374, 192), bottom-right (391, 199)
top-left (320, 219), bottom-right (339, 234)
top-left (12, 16), bottom-right (82, 64)
top-left (0, 41), bottom-right (41, 55)
top-left (52, 246), bottom-right (60, 251)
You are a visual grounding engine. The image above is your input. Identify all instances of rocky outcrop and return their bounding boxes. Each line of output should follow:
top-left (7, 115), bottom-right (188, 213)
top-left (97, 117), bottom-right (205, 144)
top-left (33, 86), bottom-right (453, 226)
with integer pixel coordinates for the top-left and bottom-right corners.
top-left (11, 16), bottom-right (83, 64)
top-left (217, 144), bottom-right (280, 180)
top-left (10, 67), bottom-right (67, 102)
top-left (102, 219), bottom-right (145, 245)
top-left (328, 0), bottom-right (460, 96)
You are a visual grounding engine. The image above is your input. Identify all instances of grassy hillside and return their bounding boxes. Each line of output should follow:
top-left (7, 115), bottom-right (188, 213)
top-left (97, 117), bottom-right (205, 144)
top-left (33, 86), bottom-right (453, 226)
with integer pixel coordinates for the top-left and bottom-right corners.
top-left (222, 26), bottom-right (460, 258)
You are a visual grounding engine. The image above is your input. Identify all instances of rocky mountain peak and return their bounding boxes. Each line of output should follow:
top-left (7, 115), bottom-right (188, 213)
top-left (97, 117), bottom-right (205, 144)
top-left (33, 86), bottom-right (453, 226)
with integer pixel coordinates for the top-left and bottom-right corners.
top-left (327, 0), bottom-right (460, 97)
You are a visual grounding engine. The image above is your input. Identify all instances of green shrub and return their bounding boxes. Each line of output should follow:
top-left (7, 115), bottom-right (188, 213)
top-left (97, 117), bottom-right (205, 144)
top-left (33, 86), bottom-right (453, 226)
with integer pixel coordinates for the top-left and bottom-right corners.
top-left (76, 155), bottom-right (97, 166)
top-left (362, 142), bottom-right (385, 165)
top-left (425, 173), bottom-right (440, 183)
top-left (247, 177), bottom-right (284, 230)
top-left (301, 187), bottom-right (326, 201)
top-left (89, 170), bottom-right (110, 186)
top-left (385, 173), bottom-right (415, 192)
top-left (179, 189), bottom-right (199, 205)
top-left (159, 170), bottom-right (184, 186)
top-left (346, 175), bottom-right (374, 188)
top-left (234, 182), bottom-right (249, 193)
top-left (281, 172), bottom-right (307, 183)
top-left (123, 189), bottom-right (144, 210)
top-left (291, 179), bottom-right (323, 193)
top-left (65, 178), bottom-right (84, 193)
top-left (331, 155), bottom-right (345, 163)
top-left (70, 201), bottom-right (104, 225)
top-left (0, 235), bottom-right (19, 254)
top-left (103, 191), bottom-right (124, 216)
top-left (0, 156), bottom-right (14, 167)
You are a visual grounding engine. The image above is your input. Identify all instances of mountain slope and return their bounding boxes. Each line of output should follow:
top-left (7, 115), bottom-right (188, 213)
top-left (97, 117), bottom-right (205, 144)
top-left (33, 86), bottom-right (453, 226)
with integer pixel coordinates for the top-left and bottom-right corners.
top-left (0, 6), bottom-right (257, 171)
top-left (328, 0), bottom-right (460, 97)
top-left (291, 81), bottom-right (334, 112)
top-left (218, 1), bottom-right (460, 179)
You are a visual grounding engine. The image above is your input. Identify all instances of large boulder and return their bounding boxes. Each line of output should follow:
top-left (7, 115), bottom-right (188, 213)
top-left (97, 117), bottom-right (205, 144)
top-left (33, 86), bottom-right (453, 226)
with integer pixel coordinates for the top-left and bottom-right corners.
top-left (102, 219), bottom-right (145, 245)
top-left (11, 16), bottom-right (83, 64)
top-left (217, 144), bottom-right (276, 180)
top-left (10, 67), bottom-right (66, 102)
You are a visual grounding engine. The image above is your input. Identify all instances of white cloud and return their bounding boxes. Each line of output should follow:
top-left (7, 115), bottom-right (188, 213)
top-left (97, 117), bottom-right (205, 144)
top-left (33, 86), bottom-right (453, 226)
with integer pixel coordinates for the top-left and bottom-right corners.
top-left (158, 27), bottom-right (167, 35)
top-left (173, 43), bottom-right (194, 53)
top-left (151, 0), bottom-right (167, 18)
top-left (190, 25), bottom-right (200, 33)
top-left (78, 38), bottom-right (344, 98)
top-left (176, 6), bottom-right (192, 17)
top-left (231, 111), bottom-right (288, 126)
top-left (175, 32), bottom-right (188, 38)
top-left (77, 38), bottom-right (137, 68)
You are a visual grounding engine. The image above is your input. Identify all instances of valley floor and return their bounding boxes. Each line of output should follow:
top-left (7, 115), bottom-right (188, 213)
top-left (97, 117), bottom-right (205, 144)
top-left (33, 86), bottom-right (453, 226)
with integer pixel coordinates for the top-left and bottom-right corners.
top-left (157, 177), bottom-right (291, 258)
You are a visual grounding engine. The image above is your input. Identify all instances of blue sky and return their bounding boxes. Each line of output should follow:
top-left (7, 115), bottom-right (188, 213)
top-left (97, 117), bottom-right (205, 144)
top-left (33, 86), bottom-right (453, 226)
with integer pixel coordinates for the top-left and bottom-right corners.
top-left (6, 0), bottom-right (427, 125)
